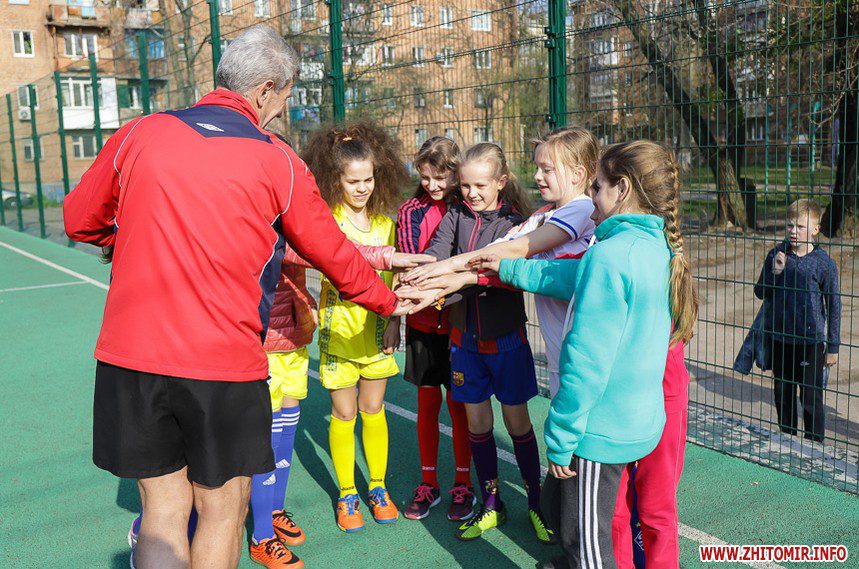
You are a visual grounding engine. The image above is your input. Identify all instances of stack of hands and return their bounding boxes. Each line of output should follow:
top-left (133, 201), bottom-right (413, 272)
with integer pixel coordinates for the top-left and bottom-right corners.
top-left (389, 252), bottom-right (504, 316)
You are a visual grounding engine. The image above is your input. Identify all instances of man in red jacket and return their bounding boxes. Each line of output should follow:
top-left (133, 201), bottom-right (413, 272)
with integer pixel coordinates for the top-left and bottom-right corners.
top-left (64, 26), bottom-right (411, 569)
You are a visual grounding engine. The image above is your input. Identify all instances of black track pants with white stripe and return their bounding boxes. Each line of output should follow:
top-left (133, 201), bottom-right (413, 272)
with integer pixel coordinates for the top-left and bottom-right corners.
top-left (541, 457), bottom-right (626, 569)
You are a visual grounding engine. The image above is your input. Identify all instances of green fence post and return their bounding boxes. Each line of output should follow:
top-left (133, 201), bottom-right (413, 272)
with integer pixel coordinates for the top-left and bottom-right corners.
top-left (27, 85), bottom-right (45, 239)
top-left (208, 0), bottom-right (222, 87)
top-left (327, 0), bottom-right (345, 122)
top-left (89, 54), bottom-right (103, 152)
top-left (5, 94), bottom-right (24, 232)
top-left (546, 0), bottom-right (567, 129)
top-left (54, 71), bottom-right (73, 247)
top-left (136, 31), bottom-right (152, 115)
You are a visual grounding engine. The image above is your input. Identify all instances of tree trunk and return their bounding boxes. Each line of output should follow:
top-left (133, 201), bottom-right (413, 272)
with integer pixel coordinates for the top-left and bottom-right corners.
top-left (821, 72), bottom-right (859, 237)
top-left (614, 0), bottom-right (747, 227)
top-left (820, 5), bottom-right (858, 237)
top-left (693, 0), bottom-right (754, 227)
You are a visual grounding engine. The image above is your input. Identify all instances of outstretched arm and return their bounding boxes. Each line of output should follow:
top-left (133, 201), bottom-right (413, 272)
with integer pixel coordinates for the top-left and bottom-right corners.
top-left (403, 223), bottom-right (570, 284)
top-left (495, 257), bottom-right (584, 301)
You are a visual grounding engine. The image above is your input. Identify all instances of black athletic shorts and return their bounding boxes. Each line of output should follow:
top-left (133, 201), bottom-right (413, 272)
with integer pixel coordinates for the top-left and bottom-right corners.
top-left (93, 361), bottom-right (274, 487)
top-left (404, 326), bottom-right (452, 388)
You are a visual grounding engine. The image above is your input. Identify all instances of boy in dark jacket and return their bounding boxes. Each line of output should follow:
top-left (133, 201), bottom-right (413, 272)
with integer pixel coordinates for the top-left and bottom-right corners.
top-left (754, 199), bottom-right (840, 442)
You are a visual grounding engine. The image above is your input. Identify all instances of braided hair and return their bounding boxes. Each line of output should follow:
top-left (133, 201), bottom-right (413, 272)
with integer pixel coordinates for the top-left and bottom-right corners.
top-left (600, 140), bottom-right (698, 344)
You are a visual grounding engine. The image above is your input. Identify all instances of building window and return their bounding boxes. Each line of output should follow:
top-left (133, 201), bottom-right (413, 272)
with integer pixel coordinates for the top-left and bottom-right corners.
top-left (129, 84), bottom-right (141, 109)
top-left (471, 10), bottom-right (491, 32)
top-left (413, 46), bottom-right (425, 66)
top-left (220, 38), bottom-right (232, 51)
top-left (444, 127), bottom-right (457, 142)
top-left (12, 31), bottom-right (34, 57)
top-left (473, 127), bottom-right (492, 143)
top-left (411, 6), bottom-right (424, 27)
top-left (443, 89), bottom-right (454, 108)
top-left (218, 0), bottom-right (232, 15)
top-left (23, 138), bottom-right (43, 162)
top-left (300, 0), bottom-right (315, 19)
top-left (440, 47), bottom-right (454, 67)
top-left (382, 45), bottom-right (394, 66)
top-left (254, 0), bottom-right (270, 17)
top-left (440, 6), bottom-right (453, 29)
top-left (72, 133), bottom-right (98, 159)
top-left (381, 4), bottom-right (392, 25)
top-left (414, 89), bottom-right (426, 109)
top-left (66, 32), bottom-right (99, 59)
top-left (415, 128), bottom-right (428, 148)
top-left (474, 49), bottom-right (491, 69)
top-left (17, 85), bottom-right (39, 109)
top-left (475, 89), bottom-right (490, 108)
top-left (60, 77), bottom-right (102, 109)
top-left (125, 31), bottom-right (164, 59)
top-left (344, 45), bottom-right (375, 66)
top-left (9, 0), bottom-right (30, 4)
top-left (177, 35), bottom-right (195, 61)
top-left (382, 87), bottom-right (395, 109)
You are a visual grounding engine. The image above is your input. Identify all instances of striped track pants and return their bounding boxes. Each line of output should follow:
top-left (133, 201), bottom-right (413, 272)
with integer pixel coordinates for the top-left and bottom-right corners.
top-left (542, 457), bottom-right (626, 569)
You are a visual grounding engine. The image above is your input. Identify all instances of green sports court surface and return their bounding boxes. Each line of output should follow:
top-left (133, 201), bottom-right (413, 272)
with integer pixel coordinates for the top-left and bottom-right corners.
top-left (1, 226), bottom-right (856, 568)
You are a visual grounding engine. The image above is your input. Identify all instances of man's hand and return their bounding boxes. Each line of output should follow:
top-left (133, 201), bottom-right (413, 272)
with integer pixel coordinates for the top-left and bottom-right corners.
top-left (382, 317), bottom-right (401, 354)
top-left (395, 285), bottom-right (445, 314)
top-left (773, 251), bottom-right (787, 275)
top-left (310, 307), bottom-right (319, 327)
top-left (391, 252), bottom-right (436, 271)
top-left (825, 353), bottom-right (838, 368)
top-left (401, 259), bottom-right (455, 284)
top-left (548, 459), bottom-right (576, 480)
top-left (466, 253), bottom-right (501, 274)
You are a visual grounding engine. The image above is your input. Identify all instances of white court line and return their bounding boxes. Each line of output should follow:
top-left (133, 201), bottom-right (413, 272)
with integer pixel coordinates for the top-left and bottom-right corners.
top-left (309, 369), bottom-right (786, 568)
top-left (4, 238), bottom-right (783, 569)
top-left (0, 240), bottom-right (109, 291)
top-left (0, 281), bottom-right (88, 294)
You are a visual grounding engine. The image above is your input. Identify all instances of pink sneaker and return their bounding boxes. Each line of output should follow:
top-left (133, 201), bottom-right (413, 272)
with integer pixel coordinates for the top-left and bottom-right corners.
top-left (447, 483), bottom-right (477, 521)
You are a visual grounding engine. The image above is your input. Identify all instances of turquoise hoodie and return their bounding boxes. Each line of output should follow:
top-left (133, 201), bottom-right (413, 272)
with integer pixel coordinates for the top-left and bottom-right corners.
top-left (499, 214), bottom-right (671, 465)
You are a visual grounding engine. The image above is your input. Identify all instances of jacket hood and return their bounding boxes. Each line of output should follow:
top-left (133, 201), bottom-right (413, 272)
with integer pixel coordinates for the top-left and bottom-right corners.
top-left (595, 213), bottom-right (665, 241)
top-left (195, 88), bottom-right (260, 126)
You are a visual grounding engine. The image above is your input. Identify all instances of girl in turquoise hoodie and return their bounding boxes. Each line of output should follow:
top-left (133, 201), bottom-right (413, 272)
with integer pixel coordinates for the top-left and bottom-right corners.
top-left (472, 141), bottom-right (698, 569)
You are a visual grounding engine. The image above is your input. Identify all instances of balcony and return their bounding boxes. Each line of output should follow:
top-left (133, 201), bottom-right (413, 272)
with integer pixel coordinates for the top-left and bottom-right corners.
top-left (125, 8), bottom-right (154, 29)
top-left (46, 1), bottom-right (110, 29)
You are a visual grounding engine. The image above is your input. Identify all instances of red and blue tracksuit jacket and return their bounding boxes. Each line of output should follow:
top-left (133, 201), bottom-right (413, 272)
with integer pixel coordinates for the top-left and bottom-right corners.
top-left (64, 89), bottom-right (397, 381)
top-left (396, 193), bottom-right (450, 334)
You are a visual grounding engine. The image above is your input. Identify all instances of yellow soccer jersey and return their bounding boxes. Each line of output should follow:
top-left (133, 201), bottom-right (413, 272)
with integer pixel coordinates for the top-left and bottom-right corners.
top-left (318, 207), bottom-right (395, 364)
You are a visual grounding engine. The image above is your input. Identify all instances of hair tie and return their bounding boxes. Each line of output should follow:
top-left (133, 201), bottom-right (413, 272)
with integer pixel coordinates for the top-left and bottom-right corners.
top-left (341, 136), bottom-right (353, 142)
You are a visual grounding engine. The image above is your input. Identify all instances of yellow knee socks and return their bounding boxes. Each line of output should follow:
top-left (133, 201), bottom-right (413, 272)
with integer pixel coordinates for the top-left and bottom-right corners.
top-left (329, 415), bottom-right (357, 497)
top-left (360, 406), bottom-right (389, 491)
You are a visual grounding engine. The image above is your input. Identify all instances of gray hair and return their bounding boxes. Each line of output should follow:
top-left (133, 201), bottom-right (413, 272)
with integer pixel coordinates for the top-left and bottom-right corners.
top-left (215, 26), bottom-right (299, 95)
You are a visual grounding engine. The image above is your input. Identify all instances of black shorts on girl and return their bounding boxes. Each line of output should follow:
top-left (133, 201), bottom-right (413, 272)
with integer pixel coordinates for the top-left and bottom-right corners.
top-left (404, 326), bottom-right (452, 388)
top-left (448, 327), bottom-right (538, 405)
top-left (93, 361), bottom-right (274, 487)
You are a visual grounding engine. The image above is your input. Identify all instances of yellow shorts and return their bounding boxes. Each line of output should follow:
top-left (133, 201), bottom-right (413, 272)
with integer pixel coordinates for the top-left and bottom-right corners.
top-left (267, 347), bottom-right (310, 410)
top-left (318, 351), bottom-right (399, 390)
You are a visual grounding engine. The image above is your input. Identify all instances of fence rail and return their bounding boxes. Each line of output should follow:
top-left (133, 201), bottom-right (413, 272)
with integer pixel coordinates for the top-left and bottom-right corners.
top-left (1, 0), bottom-right (856, 493)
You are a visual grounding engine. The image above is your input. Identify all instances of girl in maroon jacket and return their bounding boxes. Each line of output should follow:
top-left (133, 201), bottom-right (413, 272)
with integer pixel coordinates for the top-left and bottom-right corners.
top-left (397, 137), bottom-right (476, 522)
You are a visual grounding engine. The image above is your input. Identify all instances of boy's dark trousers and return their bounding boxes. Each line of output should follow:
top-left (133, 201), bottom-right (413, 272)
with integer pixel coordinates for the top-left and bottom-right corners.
top-left (542, 456), bottom-right (625, 568)
top-left (771, 340), bottom-right (826, 442)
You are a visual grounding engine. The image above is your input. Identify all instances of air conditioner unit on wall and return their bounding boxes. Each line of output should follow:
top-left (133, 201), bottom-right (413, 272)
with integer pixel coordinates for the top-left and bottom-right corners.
top-left (18, 107), bottom-right (31, 121)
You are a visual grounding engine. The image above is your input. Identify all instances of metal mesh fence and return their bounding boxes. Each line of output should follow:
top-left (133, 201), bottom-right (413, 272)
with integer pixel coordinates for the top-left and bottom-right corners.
top-left (1, 0), bottom-right (856, 493)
